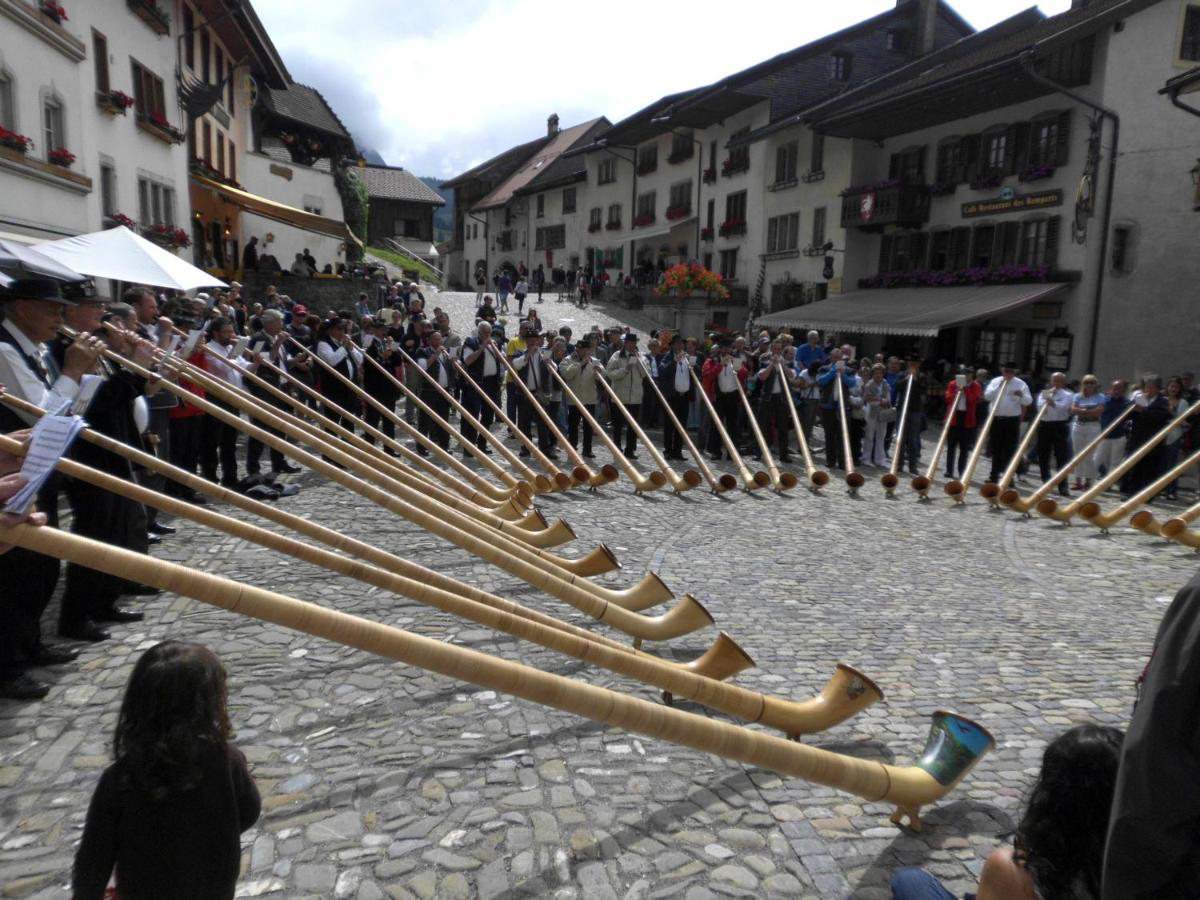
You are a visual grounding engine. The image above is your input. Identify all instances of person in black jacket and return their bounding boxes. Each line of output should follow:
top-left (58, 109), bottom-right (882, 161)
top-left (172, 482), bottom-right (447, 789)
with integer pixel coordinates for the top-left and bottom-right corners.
top-left (1120, 375), bottom-right (1172, 496)
top-left (413, 329), bottom-right (456, 450)
top-left (655, 335), bottom-right (696, 460)
top-left (244, 309), bottom-right (301, 475)
top-left (361, 318), bottom-right (401, 450)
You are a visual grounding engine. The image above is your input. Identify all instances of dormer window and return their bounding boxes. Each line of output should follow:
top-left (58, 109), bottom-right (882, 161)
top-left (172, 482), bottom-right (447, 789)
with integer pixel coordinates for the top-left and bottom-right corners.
top-left (830, 52), bottom-right (852, 82)
top-left (886, 29), bottom-right (910, 53)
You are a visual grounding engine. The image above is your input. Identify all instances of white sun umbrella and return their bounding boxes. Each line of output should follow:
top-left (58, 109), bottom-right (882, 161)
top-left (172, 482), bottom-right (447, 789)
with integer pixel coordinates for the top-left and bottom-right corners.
top-left (37, 226), bottom-right (227, 292)
top-left (0, 238), bottom-right (88, 282)
top-left (0, 271), bottom-right (13, 288)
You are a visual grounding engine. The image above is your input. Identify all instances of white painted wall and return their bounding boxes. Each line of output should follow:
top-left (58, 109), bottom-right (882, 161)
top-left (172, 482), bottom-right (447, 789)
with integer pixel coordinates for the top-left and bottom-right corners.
top-left (241, 150), bottom-right (345, 274)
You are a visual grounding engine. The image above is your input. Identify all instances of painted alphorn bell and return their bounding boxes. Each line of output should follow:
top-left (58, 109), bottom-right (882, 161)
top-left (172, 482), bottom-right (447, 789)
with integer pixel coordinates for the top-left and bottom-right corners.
top-left (0, 521), bottom-right (994, 830)
top-left (1036, 402), bottom-right (1200, 523)
top-left (735, 371), bottom-right (797, 493)
top-left (1158, 500), bottom-right (1200, 548)
top-left (945, 379), bottom-right (1008, 502)
top-left (494, 347), bottom-right (614, 488)
top-left (1000, 404), bottom-right (1136, 514)
top-left (451, 357), bottom-right (573, 491)
top-left (93, 349), bottom-right (688, 626)
top-left (540, 357), bottom-right (656, 492)
top-left (0, 433), bottom-right (886, 738)
top-left (594, 369), bottom-right (696, 495)
top-left (1078, 446), bottom-right (1200, 532)
top-left (590, 375), bottom-right (674, 494)
top-left (911, 402), bottom-right (957, 498)
top-left (631, 355), bottom-right (722, 493)
top-left (290, 335), bottom-right (530, 500)
top-left (881, 373), bottom-right (916, 496)
top-left (196, 336), bottom-right (537, 522)
top-left (834, 373), bottom-right (865, 495)
top-left (391, 345), bottom-right (550, 492)
top-left (980, 395), bottom-right (1050, 505)
top-left (695, 372), bottom-right (768, 491)
top-left (776, 362), bottom-right (829, 490)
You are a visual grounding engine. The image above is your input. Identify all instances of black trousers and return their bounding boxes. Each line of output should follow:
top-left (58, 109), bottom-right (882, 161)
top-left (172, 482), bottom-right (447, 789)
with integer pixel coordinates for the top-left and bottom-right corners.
top-left (363, 391), bottom-right (399, 448)
top-left (202, 398), bottom-right (241, 487)
top-left (0, 479), bottom-right (60, 676)
top-left (610, 402), bottom-right (640, 454)
top-left (517, 396), bottom-right (553, 452)
top-left (419, 393), bottom-right (451, 449)
top-left (989, 416), bottom-right (1022, 483)
top-left (664, 395), bottom-right (690, 457)
top-left (166, 414), bottom-right (204, 495)
top-left (461, 376), bottom-right (500, 449)
top-left (245, 386), bottom-right (291, 473)
top-left (708, 391), bottom-right (740, 455)
top-left (568, 403), bottom-right (595, 454)
top-left (1037, 420), bottom-right (1071, 483)
top-left (321, 388), bottom-right (359, 438)
top-left (757, 393), bottom-right (790, 457)
top-left (821, 407), bottom-right (845, 468)
top-left (945, 412), bottom-right (975, 477)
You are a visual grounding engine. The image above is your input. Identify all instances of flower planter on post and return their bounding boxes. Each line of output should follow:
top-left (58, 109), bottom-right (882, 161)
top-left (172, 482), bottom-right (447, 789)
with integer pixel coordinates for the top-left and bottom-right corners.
top-left (653, 263), bottom-right (730, 300)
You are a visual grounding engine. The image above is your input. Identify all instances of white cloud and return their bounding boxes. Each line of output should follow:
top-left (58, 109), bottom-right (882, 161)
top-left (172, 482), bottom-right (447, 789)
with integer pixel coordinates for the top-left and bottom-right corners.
top-left (251, 0), bottom-right (1071, 178)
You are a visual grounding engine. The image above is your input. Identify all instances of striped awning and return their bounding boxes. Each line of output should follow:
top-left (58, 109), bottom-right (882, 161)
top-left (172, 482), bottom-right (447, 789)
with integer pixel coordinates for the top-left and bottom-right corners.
top-left (756, 282), bottom-right (1070, 337)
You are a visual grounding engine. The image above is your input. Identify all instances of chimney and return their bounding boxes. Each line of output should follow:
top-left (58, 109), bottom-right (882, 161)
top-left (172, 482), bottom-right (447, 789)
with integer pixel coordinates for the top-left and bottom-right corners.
top-left (915, 0), bottom-right (938, 57)
top-left (547, 114), bottom-right (560, 137)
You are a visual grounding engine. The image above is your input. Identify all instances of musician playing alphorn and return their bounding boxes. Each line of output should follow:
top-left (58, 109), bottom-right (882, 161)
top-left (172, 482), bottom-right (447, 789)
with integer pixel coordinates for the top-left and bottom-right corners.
top-left (985, 362), bottom-right (1034, 484)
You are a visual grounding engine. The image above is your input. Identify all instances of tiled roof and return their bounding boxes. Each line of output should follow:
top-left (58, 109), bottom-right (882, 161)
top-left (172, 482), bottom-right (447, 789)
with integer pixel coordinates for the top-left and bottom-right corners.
top-left (360, 166), bottom-right (446, 205)
top-left (473, 118), bottom-right (608, 211)
top-left (262, 83), bottom-right (352, 141)
top-left (441, 135), bottom-right (554, 190)
top-left (512, 120), bottom-right (611, 195)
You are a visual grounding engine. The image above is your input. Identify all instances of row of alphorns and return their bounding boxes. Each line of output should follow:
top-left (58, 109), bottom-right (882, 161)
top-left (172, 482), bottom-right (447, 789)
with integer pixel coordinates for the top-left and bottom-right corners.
top-left (0, 324), bottom-right (998, 829)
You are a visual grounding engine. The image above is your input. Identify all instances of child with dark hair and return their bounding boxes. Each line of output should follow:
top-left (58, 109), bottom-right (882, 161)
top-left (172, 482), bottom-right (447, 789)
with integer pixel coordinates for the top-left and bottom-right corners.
top-left (72, 642), bottom-right (260, 900)
top-left (891, 723), bottom-right (1123, 899)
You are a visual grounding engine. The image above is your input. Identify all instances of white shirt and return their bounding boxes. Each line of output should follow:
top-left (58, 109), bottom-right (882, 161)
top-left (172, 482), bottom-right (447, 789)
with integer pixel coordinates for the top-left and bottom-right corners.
top-left (0, 322), bottom-right (80, 423)
top-left (420, 350), bottom-right (451, 388)
top-left (1036, 387), bottom-right (1073, 423)
top-left (207, 341), bottom-right (250, 391)
top-left (317, 340), bottom-right (364, 379)
top-left (717, 363), bottom-right (739, 394)
top-left (674, 359), bottom-right (691, 394)
top-left (984, 375), bottom-right (1033, 416)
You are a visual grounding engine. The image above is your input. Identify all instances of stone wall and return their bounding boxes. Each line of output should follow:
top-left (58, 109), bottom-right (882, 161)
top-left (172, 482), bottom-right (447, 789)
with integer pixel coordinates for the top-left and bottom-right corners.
top-left (239, 271), bottom-right (383, 317)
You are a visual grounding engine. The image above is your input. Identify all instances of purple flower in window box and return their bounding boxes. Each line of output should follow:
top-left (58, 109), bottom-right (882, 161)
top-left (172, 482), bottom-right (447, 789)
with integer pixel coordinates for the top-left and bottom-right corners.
top-left (1019, 163), bottom-right (1056, 183)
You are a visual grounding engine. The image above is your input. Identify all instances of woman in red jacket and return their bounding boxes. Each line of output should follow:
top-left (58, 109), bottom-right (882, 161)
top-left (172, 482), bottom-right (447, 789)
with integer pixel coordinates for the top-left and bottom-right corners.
top-left (943, 367), bottom-right (983, 479)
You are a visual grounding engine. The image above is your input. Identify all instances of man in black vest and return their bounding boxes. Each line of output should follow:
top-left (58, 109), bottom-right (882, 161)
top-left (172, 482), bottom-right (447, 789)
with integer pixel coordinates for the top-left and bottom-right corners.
top-left (655, 335), bottom-right (696, 461)
top-left (245, 309), bottom-right (301, 475)
top-left (414, 329), bottom-right (456, 451)
top-left (361, 318), bottom-right (401, 450)
top-left (457, 320), bottom-right (502, 451)
top-left (512, 332), bottom-right (556, 456)
top-left (0, 279), bottom-right (101, 699)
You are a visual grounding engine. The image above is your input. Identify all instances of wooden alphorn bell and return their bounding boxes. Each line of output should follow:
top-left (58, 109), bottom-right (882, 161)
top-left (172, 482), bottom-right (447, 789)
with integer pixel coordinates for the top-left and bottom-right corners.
top-left (881, 373), bottom-right (916, 497)
top-left (777, 362), bottom-right (828, 491)
top-left (911, 402), bottom-right (957, 499)
top-left (592, 375), bottom-right (681, 493)
top-left (290, 335), bottom-right (529, 501)
top-left (91, 346), bottom-right (689, 625)
top-left (0, 521), bottom-right (993, 832)
top-left (980, 395), bottom-right (1050, 506)
top-left (999, 404), bottom-right (1135, 514)
top-left (194, 333), bottom-right (537, 522)
top-left (629, 354), bottom-right (715, 492)
top-left (734, 370), bottom-right (797, 493)
top-left (694, 371), bottom-right (768, 492)
top-left (944, 380), bottom-right (1008, 503)
top-left (391, 345), bottom-right (550, 492)
top-left (1157, 499), bottom-right (1200, 547)
top-left (0, 431), bottom-right (887, 738)
top-left (1036, 402), bottom-right (1200, 524)
top-left (451, 357), bottom-right (574, 492)
top-left (1078, 446), bottom-right (1200, 532)
top-left (494, 346), bottom-right (615, 488)
top-left (833, 372), bottom-right (865, 495)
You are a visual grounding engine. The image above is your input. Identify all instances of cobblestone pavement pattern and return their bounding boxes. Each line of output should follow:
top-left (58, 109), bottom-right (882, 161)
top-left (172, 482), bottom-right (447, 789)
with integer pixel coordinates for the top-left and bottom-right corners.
top-left (1, 291), bottom-right (1196, 898)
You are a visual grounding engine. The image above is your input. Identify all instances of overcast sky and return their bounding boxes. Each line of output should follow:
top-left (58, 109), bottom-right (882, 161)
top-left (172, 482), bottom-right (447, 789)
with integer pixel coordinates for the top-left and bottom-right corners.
top-left (251, 0), bottom-right (1071, 181)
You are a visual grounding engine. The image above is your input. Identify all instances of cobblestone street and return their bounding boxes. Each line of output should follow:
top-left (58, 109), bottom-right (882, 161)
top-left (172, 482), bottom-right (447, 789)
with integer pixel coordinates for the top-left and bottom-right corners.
top-left (2, 293), bottom-right (1197, 899)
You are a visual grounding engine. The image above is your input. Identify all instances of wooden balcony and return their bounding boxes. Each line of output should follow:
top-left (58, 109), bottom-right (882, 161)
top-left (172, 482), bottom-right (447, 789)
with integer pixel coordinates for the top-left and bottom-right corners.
top-left (840, 182), bottom-right (930, 230)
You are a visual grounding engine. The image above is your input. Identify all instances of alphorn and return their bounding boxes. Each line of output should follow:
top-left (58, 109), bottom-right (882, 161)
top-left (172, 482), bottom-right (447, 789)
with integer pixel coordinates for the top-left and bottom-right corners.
top-left (1078, 446), bottom-right (1200, 532)
top-left (291, 335), bottom-right (527, 499)
top-left (1036, 402), bottom-right (1200, 523)
top-left (590, 375), bottom-right (673, 494)
top-left (881, 373), bottom-right (916, 496)
top-left (88, 350), bottom-right (688, 628)
top-left (451, 358), bottom-right (573, 492)
top-left (1, 434), bottom-right (887, 737)
top-left (980, 395), bottom-right (1050, 505)
top-left (945, 379), bottom-right (1008, 502)
top-left (834, 373), bottom-right (865, 495)
top-left (695, 374), bottom-right (768, 491)
top-left (391, 345), bottom-right (549, 492)
top-left (911, 403), bottom-right (957, 498)
top-left (776, 362), bottom-right (829, 490)
top-left (1000, 404), bottom-right (1136, 514)
top-left (1158, 500), bottom-right (1200, 547)
top-left (538, 359), bottom-right (646, 491)
top-left (196, 336), bottom-right (535, 521)
top-left (735, 372), bottom-right (797, 493)
top-left (630, 355), bottom-right (717, 492)
top-left (494, 348), bottom-right (613, 488)
top-left (1132, 498), bottom-right (1200, 540)
top-left (594, 371), bottom-right (696, 495)
top-left (0, 521), bottom-right (994, 830)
